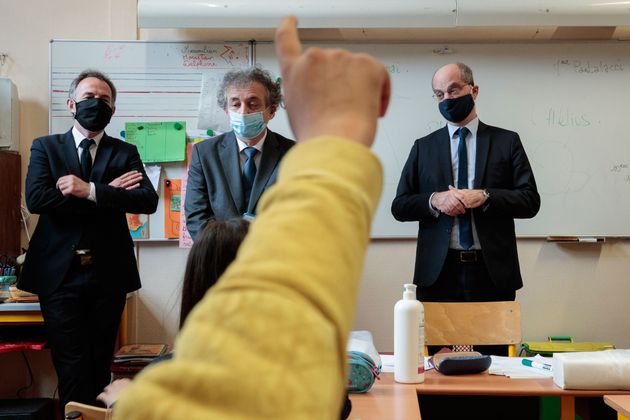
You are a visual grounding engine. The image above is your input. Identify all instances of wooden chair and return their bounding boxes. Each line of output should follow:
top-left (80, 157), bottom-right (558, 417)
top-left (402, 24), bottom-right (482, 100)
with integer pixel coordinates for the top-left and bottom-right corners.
top-left (423, 301), bottom-right (522, 357)
top-left (65, 401), bottom-right (113, 420)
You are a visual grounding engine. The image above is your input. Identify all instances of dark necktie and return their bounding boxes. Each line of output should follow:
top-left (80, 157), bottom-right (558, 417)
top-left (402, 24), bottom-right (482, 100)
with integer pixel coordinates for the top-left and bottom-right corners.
top-left (80, 138), bottom-right (95, 182)
top-left (456, 127), bottom-right (473, 249)
top-left (242, 147), bottom-right (258, 209)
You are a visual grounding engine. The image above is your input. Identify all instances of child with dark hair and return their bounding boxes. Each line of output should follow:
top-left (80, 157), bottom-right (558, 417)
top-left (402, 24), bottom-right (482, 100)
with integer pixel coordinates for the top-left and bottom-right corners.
top-left (179, 218), bottom-right (249, 328)
top-left (97, 218), bottom-right (249, 407)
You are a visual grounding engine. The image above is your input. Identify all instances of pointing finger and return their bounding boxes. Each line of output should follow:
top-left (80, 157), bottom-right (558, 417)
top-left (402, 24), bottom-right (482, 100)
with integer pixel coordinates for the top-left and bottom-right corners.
top-left (275, 16), bottom-right (302, 78)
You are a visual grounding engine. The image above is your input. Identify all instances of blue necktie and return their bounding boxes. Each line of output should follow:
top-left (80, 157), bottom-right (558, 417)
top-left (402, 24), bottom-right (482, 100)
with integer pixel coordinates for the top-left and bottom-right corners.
top-left (456, 127), bottom-right (473, 249)
top-left (80, 138), bottom-right (95, 182)
top-left (242, 147), bottom-right (258, 209)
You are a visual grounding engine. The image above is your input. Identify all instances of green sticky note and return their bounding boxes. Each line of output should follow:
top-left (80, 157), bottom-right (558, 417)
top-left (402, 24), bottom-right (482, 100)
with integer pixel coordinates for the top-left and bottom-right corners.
top-left (125, 121), bottom-right (186, 163)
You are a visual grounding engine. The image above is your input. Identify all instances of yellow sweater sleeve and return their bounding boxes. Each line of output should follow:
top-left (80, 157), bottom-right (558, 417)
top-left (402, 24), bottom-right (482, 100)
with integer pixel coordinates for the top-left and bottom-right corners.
top-left (114, 136), bottom-right (383, 420)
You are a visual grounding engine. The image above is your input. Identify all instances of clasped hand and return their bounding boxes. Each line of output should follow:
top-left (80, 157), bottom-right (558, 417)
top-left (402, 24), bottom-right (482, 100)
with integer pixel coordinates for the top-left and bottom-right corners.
top-left (431, 185), bottom-right (487, 216)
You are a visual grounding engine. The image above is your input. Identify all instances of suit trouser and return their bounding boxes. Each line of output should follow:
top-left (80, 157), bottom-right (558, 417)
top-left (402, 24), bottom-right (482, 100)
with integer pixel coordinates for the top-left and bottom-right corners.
top-left (418, 249), bottom-right (516, 302)
top-left (39, 254), bottom-right (126, 410)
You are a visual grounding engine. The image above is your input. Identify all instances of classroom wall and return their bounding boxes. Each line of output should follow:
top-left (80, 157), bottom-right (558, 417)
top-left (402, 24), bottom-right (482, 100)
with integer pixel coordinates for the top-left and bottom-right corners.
top-left (2, 0), bottom-right (630, 400)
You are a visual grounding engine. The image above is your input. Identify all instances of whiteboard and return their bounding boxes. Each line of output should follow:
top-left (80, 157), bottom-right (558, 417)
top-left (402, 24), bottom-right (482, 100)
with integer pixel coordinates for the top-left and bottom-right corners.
top-left (256, 42), bottom-right (630, 238)
top-left (50, 40), bottom-right (251, 240)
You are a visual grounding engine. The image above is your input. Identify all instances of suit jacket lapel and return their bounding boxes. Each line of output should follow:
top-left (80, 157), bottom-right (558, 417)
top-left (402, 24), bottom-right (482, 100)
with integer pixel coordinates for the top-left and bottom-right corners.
top-left (61, 130), bottom-right (81, 177)
top-left (219, 132), bottom-right (244, 212)
top-left (474, 121), bottom-right (490, 188)
top-left (437, 126), bottom-right (454, 187)
top-left (248, 130), bottom-right (282, 212)
top-left (91, 134), bottom-right (114, 183)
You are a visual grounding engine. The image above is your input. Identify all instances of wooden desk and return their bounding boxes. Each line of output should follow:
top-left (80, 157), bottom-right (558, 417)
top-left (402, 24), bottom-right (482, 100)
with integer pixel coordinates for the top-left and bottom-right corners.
top-left (349, 375), bottom-right (421, 420)
top-left (417, 369), bottom-right (630, 420)
top-left (0, 303), bottom-right (43, 324)
top-left (0, 301), bottom-right (128, 346)
top-left (0, 303), bottom-right (46, 353)
top-left (604, 395), bottom-right (630, 420)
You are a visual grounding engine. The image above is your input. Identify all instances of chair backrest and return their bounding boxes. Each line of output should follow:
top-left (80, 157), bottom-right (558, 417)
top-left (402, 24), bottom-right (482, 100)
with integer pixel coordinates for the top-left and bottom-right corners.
top-left (423, 301), bottom-right (522, 356)
top-left (65, 401), bottom-right (113, 420)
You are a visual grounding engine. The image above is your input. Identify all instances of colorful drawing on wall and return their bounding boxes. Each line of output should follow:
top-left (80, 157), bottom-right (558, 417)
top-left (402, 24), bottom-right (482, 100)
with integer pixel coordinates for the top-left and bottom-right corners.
top-left (164, 178), bottom-right (182, 239)
top-left (127, 214), bottom-right (149, 239)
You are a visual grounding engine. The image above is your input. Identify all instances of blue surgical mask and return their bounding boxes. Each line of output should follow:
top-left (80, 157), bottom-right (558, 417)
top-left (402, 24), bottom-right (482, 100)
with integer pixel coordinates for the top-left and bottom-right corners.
top-left (229, 110), bottom-right (267, 139)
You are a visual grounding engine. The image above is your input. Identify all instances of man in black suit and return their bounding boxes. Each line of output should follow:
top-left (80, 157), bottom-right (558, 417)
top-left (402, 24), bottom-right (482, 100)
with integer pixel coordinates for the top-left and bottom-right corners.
top-left (392, 62), bottom-right (540, 302)
top-left (19, 70), bottom-right (158, 409)
top-left (185, 68), bottom-right (294, 240)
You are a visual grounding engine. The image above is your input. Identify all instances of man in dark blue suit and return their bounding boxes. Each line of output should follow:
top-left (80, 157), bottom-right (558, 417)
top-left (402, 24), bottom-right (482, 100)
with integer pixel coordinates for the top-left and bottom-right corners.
top-left (185, 68), bottom-right (294, 240)
top-left (19, 70), bottom-right (158, 409)
top-left (392, 62), bottom-right (540, 302)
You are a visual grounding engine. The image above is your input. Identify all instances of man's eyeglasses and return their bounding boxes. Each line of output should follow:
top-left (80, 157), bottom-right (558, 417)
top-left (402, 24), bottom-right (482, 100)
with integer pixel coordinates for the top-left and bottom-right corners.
top-left (432, 83), bottom-right (473, 101)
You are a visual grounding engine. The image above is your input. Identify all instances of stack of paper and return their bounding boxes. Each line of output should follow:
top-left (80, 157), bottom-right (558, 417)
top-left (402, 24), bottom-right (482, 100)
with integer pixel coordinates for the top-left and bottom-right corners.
top-left (553, 349), bottom-right (630, 390)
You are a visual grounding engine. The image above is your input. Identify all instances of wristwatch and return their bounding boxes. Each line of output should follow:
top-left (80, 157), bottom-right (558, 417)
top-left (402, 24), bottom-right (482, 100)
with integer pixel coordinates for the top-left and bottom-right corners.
top-left (482, 189), bottom-right (490, 200)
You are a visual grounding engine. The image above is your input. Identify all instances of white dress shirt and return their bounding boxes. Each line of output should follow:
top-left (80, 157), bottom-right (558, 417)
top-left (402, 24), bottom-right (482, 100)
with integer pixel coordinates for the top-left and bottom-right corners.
top-left (71, 126), bottom-right (103, 202)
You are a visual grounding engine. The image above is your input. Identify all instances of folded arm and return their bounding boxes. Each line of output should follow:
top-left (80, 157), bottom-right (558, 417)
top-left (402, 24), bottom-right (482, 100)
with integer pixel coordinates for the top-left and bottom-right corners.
top-left (94, 148), bottom-right (158, 215)
top-left (25, 139), bottom-right (96, 216)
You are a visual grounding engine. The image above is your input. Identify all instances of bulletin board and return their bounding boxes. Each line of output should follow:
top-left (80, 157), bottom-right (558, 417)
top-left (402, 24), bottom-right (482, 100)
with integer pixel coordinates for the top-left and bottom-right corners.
top-left (49, 40), bottom-right (252, 241)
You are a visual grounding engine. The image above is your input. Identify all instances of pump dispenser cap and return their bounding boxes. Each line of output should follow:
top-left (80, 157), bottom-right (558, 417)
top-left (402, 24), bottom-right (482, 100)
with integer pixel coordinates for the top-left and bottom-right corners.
top-left (403, 283), bottom-right (416, 300)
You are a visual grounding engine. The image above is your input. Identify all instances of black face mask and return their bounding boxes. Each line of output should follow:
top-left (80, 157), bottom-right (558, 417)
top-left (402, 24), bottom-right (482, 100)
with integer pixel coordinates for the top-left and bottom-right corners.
top-left (74, 98), bottom-right (113, 132)
top-left (438, 94), bottom-right (475, 123)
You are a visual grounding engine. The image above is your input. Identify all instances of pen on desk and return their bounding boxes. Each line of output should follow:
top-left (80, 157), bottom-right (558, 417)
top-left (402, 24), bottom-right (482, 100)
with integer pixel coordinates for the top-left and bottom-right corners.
top-left (522, 359), bottom-right (552, 371)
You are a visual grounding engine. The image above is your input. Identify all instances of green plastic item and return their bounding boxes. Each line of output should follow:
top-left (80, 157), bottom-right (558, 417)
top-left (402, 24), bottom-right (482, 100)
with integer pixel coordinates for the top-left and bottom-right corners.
top-left (522, 336), bottom-right (615, 357)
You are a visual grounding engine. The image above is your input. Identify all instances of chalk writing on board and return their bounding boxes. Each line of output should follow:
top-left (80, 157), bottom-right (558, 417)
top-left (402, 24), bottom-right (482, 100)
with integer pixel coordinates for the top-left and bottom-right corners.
top-left (219, 45), bottom-right (243, 64)
top-left (610, 163), bottom-right (628, 173)
top-left (426, 120), bottom-right (444, 133)
top-left (183, 54), bottom-right (218, 68)
top-left (104, 45), bottom-right (127, 61)
top-left (386, 63), bottom-right (401, 74)
top-left (555, 59), bottom-right (624, 75)
top-left (180, 45), bottom-right (245, 67)
top-left (546, 108), bottom-right (592, 127)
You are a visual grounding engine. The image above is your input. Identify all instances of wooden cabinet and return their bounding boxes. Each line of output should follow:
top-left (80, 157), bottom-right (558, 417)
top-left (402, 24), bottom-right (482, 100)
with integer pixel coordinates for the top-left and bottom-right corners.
top-left (0, 151), bottom-right (20, 256)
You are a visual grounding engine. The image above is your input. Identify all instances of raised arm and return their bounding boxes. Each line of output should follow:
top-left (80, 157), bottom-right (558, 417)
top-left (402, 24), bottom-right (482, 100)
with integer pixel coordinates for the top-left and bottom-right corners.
top-left (114, 16), bottom-right (390, 420)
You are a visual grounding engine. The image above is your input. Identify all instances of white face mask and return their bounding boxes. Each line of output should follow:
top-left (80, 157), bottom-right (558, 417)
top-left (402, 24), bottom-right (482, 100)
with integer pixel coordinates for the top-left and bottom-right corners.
top-left (229, 110), bottom-right (267, 139)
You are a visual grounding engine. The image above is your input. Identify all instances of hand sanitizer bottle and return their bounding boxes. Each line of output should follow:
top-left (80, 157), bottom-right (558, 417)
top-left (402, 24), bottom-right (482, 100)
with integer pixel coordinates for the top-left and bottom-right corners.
top-left (394, 283), bottom-right (424, 383)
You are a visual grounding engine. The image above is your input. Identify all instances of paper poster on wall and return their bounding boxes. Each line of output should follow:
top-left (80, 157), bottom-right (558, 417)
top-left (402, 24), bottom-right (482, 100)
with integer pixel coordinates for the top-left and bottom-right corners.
top-left (127, 214), bottom-right (149, 239)
top-left (184, 131), bottom-right (214, 168)
top-left (179, 174), bottom-right (193, 249)
top-left (126, 122), bottom-right (187, 163)
top-left (164, 179), bottom-right (182, 239)
top-left (197, 72), bottom-right (230, 133)
top-left (144, 164), bottom-right (162, 192)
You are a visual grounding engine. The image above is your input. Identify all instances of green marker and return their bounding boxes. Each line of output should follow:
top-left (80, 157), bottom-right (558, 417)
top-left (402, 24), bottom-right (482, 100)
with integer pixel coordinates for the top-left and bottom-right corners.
top-left (206, 129), bottom-right (214, 136)
top-left (174, 122), bottom-right (183, 130)
top-left (522, 359), bottom-right (552, 371)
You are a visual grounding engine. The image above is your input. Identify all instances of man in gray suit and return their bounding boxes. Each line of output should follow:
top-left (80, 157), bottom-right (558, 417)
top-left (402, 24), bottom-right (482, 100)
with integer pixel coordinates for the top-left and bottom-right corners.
top-left (185, 68), bottom-right (295, 240)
